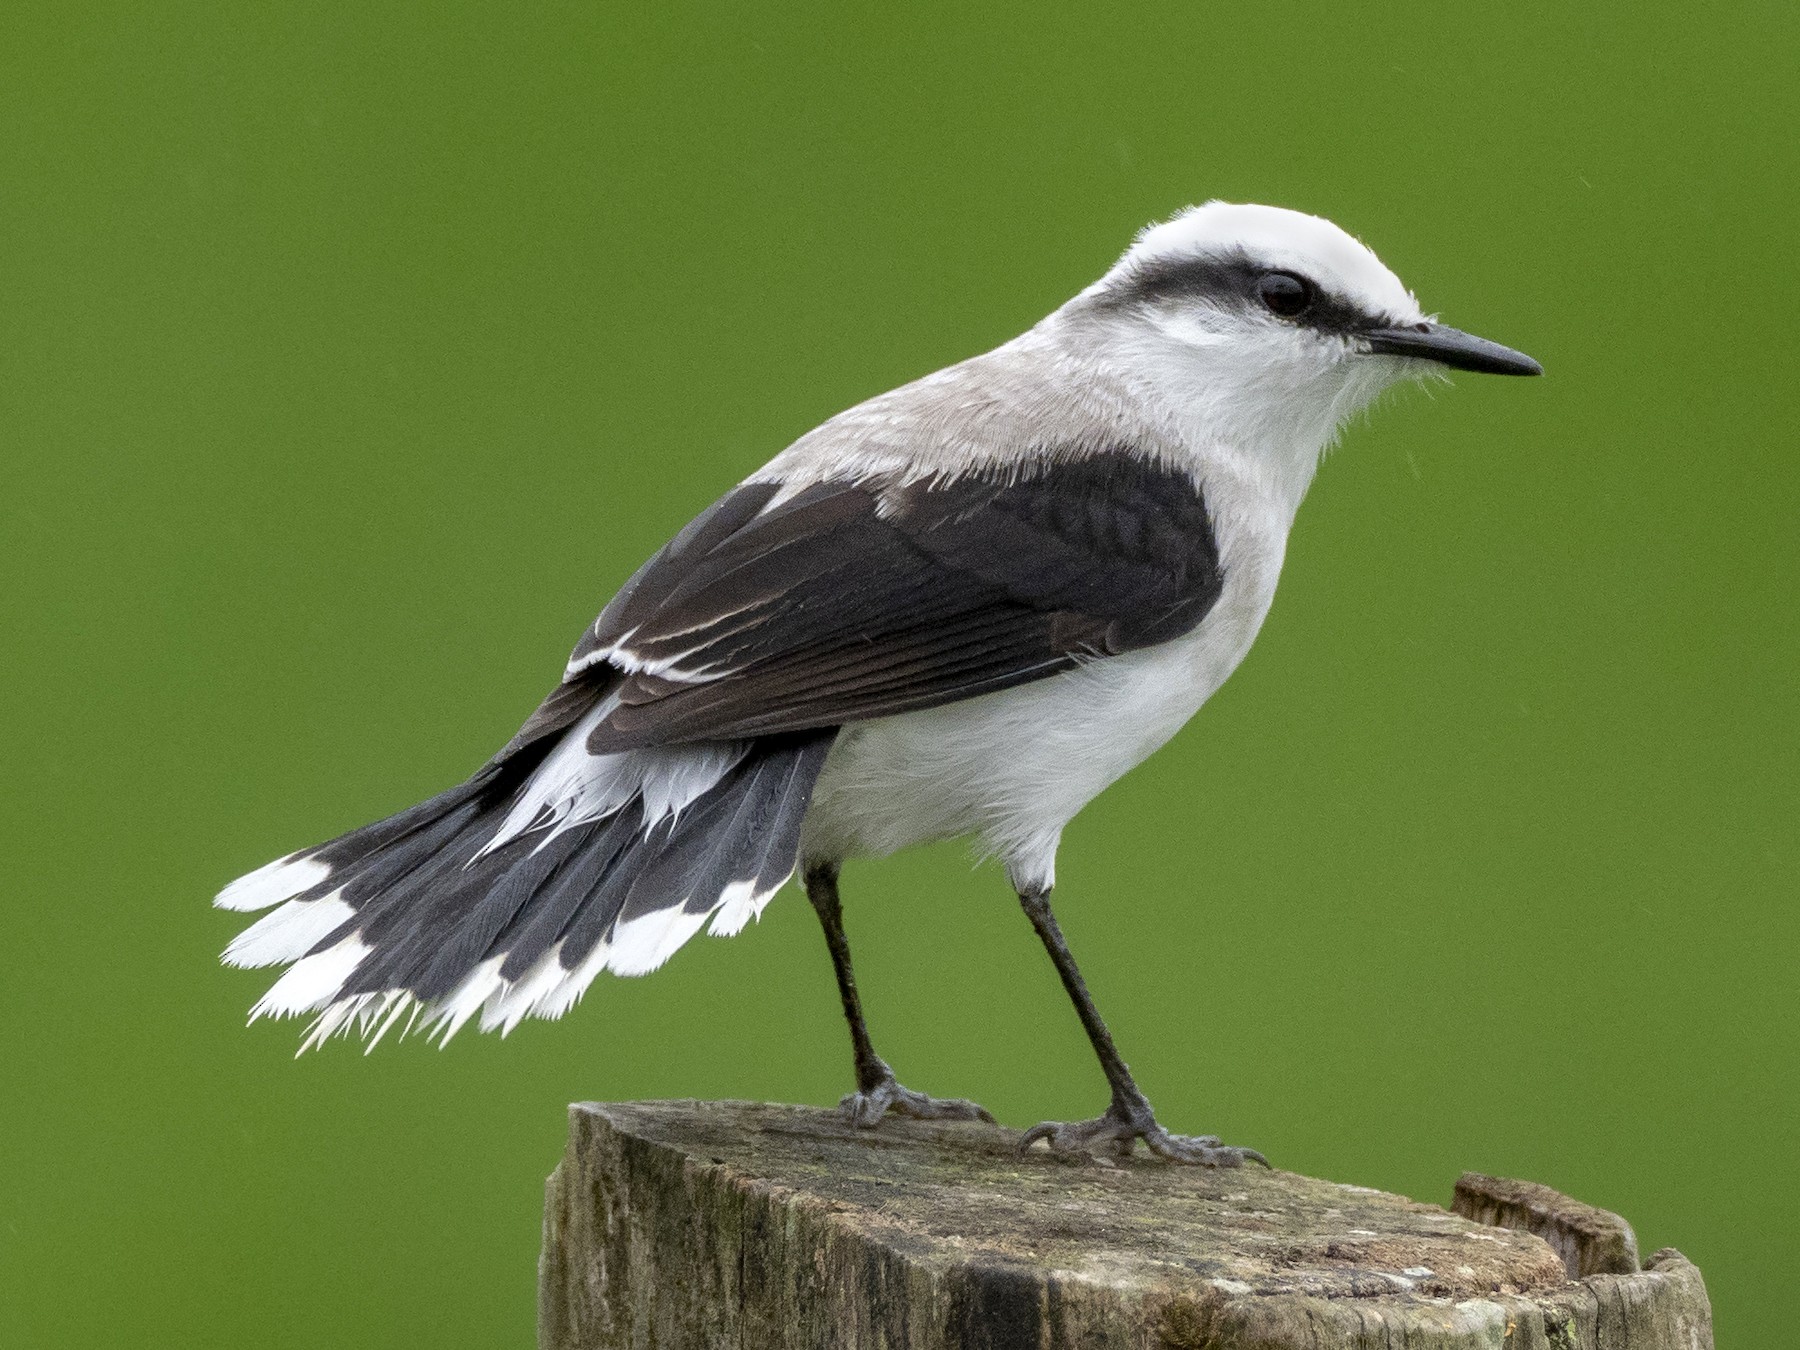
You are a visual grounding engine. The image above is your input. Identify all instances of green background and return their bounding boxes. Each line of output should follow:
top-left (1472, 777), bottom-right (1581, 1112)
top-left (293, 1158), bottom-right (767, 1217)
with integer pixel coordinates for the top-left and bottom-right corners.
top-left (3, 2), bottom-right (1794, 1344)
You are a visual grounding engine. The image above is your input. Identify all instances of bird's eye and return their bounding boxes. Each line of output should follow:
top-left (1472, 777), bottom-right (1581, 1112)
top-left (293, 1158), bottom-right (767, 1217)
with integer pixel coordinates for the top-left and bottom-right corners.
top-left (1257, 272), bottom-right (1313, 318)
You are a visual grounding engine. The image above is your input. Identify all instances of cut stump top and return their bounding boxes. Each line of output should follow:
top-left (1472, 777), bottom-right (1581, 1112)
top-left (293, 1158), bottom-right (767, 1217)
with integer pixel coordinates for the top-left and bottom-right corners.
top-left (539, 1100), bottom-right (1712, 1349)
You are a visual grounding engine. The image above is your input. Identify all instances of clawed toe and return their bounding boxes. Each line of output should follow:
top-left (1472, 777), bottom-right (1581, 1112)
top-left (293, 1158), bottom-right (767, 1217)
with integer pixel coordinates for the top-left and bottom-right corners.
top-left (1143, 1131), bottom-right (1270, 1168)
top-left (1020, 1116), bottom-right (1134, 1159)
top-left (839, 1077), bottom-right (994, 1129)
top-left (1021, 1102), bottom-right (1268, 1167)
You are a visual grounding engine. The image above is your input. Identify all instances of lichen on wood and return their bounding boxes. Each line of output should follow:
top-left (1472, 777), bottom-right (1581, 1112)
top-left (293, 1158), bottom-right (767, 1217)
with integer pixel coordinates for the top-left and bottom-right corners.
top-left (538, 1100), bottom-right (1712, 1349)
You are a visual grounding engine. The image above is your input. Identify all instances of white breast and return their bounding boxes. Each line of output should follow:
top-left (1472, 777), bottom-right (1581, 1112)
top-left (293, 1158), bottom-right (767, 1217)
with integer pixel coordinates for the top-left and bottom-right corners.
top-left (799, 491), bottom-right (1290, 894)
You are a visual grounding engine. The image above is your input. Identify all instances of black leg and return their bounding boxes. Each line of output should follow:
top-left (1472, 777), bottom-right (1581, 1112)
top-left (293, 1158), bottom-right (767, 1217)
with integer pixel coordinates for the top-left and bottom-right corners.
top-left (1017, 887), bottom-right (1268, 1167)
top-left (804, 863), bottom-right (993, 1128)
top-left (803, 862), bottom-right (888, 1094)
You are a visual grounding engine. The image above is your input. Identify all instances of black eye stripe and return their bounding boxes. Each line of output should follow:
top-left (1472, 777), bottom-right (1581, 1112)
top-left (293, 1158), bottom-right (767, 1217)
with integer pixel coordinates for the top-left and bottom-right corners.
top-left (1093, 251), bottom-right (1381, 336)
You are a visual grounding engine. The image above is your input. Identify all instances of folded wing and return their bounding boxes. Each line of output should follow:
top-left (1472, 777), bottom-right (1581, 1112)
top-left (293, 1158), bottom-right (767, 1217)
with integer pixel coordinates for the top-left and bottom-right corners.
top-left (555, 451), bottom-right (1224, 752)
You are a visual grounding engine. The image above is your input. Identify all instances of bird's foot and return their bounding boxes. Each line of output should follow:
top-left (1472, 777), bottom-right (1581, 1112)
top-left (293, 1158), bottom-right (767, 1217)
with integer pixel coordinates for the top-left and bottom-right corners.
top-left (839, 1072), bottom-right (995, 1129)
top-left (1021, 1098), bottom-right (1269, 1167)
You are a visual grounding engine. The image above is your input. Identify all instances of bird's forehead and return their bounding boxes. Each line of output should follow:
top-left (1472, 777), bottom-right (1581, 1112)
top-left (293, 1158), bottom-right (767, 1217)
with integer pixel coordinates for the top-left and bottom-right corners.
top-left (1126, 202), bottom-right (1418, 318)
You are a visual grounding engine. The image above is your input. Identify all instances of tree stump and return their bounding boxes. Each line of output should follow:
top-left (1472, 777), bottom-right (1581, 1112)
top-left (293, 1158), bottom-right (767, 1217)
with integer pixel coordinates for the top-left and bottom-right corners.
top-left (538, 1101), bottom-right (1712, 1350)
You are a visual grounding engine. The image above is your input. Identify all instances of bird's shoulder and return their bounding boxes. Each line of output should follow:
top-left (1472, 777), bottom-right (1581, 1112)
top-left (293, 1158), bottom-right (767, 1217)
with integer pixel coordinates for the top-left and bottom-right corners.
top-left (500, 334), bottom-right (1222, 756)
top-left (754, 325), bottom-right (1191, 490)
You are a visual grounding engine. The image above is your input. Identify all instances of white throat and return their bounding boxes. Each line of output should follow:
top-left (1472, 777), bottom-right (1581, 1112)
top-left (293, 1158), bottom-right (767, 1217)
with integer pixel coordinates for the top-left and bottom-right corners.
top-left (1048, 306), bottom-right (1398, 528)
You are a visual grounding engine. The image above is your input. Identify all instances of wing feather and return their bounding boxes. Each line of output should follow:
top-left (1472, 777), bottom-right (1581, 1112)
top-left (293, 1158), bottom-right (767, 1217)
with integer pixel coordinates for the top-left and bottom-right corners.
top-left (538, 452), bottom-right (1221, 752)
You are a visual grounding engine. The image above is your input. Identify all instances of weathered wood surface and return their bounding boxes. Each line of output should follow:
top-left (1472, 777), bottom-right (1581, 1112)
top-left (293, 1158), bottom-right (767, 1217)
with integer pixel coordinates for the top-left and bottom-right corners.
top-left (539, 1100), bottom-right (1712, 1350)
top-left (1452, 1172), bottom-right (1641, 1279)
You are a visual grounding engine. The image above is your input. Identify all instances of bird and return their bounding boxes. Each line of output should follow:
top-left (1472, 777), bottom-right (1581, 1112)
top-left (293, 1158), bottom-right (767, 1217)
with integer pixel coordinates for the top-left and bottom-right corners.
top-left (216, 201), bottom-right (1539, 1165)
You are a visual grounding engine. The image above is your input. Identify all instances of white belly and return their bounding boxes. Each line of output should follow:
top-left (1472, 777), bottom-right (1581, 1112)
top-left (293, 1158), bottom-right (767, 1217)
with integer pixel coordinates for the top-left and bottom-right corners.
top-left (799, 533), bottom-right (1284, 892)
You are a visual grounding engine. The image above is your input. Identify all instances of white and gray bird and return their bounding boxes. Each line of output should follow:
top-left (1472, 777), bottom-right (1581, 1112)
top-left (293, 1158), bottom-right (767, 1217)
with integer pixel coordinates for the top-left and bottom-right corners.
top-left (217, 202), bottom-right (1539, 1164)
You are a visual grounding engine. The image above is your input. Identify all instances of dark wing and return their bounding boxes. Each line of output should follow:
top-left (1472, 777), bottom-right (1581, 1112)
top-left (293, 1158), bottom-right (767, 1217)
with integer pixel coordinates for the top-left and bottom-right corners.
top-left (539, 452), bottom-right (1223, 753)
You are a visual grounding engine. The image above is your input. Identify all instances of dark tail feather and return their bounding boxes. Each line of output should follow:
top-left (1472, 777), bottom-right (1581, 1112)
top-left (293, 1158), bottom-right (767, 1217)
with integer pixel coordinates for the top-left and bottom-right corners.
top-left (219, 730), bottom-right (835, 1049)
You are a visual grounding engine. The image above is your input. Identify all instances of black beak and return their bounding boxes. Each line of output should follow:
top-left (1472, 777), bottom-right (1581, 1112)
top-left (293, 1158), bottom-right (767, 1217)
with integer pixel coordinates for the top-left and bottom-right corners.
top-left (1364, 323), bottom-right (1542, 377)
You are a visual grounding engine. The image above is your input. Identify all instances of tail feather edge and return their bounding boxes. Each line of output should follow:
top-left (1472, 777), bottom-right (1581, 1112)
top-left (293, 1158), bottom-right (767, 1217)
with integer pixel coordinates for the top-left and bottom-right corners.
top-left (218, 730), bottom-right (834, 1051)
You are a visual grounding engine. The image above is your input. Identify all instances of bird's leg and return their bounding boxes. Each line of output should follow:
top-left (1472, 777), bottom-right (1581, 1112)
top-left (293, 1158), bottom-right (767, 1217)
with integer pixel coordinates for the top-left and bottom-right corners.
top-left (1016, 887), bottom-right (1268, 1167)
top-left (804, 863), bottom-right (993, 1128)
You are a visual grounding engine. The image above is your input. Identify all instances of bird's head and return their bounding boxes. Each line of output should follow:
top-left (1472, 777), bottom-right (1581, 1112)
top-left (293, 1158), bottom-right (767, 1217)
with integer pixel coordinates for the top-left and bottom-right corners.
top-left (1070, 202), bottom-right (1539, 480)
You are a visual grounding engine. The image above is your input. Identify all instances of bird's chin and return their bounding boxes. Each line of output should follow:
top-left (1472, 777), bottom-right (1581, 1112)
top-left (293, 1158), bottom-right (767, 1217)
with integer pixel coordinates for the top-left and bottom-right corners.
top-left (1387, 353), bottom-right (1455, 385)
top-left (1339, 348), bottom-right (1429, 404)
top-left (1291, 357), bottom-right (1423, 452)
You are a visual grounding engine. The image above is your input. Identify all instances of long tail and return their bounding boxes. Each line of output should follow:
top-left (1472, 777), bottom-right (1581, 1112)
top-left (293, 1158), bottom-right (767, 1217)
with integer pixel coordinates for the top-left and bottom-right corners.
top-left (216, 700), bottom-right (834, 1051)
